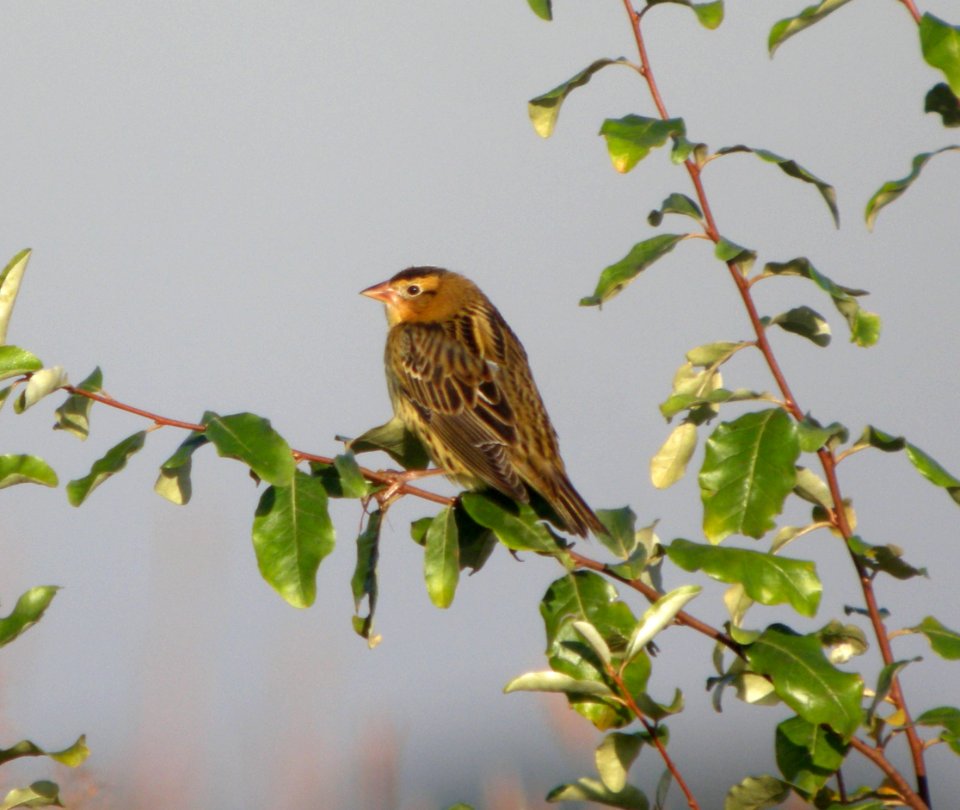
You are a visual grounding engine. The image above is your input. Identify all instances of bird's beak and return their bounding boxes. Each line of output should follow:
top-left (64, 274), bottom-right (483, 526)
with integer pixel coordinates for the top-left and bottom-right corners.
top-left (360, 280), bottom-right (395, 304)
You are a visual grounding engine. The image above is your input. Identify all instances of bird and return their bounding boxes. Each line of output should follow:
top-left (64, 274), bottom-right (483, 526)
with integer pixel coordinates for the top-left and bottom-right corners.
top-left (361, 266), bottom-right (605, 538)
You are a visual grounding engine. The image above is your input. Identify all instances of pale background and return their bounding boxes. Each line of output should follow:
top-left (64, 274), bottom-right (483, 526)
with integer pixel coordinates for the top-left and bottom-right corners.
top-left (1, 2), bottom-right (959, 808)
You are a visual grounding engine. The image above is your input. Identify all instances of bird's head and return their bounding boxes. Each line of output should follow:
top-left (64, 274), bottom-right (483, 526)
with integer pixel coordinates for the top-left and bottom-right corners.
top-left (361, 267), bottom-right (475, 326)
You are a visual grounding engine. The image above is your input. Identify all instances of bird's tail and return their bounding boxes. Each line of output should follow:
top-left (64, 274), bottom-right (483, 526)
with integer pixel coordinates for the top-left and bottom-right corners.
top-left (545, 472), bottom-right (607, 539)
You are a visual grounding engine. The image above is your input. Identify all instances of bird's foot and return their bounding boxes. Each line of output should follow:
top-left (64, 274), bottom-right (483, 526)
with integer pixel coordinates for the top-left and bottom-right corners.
top-left (375, 467), bottom-right (447, 507)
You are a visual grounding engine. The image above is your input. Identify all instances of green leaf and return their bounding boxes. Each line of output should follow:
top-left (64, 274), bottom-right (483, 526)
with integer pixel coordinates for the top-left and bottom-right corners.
top-left (920, 13), bottom-right (960, 96)
top-left (66, 431), bottom-right (147, 506)
top-left (666, 539), bottom-right (820, 616)
top-left (648, 193), bottom-right (704, 227)
top-left (574, 620), bottom-right (613, 668)
top-left (333, 452), bottom-right (373, 498)
top-left (916, 706), bottom-right (960, 754)
top-left (596, 732), bottom-right (644, 793)
top-left (654, 769), bottom-right (673, 810)
top-left (768, 0), bottom-right (853, 56)
top-left (526, 0), bottom-right (552, 21)
top-left (541, 572), bottom-right (641, 729)
top-left (352, 509), bottom-right (382, 646)
top-left (905, 441), bottom-right (960, 506)
top-left (460, 492), bottom-right (557, 552)
top-left (0, 249), bottom-right (31, 345)
top-left (699, 409), bottom-right (800, 543)
top-left (0, 455), bottom-right (58, 489)
top-left (204, 412), bottom-right (296, 486)
top-left (0, 781), bottom-right (62, 810)
top-left (647, 0), bottom-right (724, 30)
top-left (529, 58), bottom-right (630, 138)
top-left (650, 422), bottom-right (697, 489)
top-left (424, 506), bottom-right (459, 608)
top-left (714, 237), bottom-right (756, 275)
top-left (910, 616), bottom-right (960, 660)
top-left (252, 470), bottom-right (334, 608)
top-left (764, 306), bottom-right (831, 347)
top-left (762, 258), bottom-right (879, 346)
top-left (581, 234), bottom-right (686, 307)
top-left (0, 345), bottom-right (42, 382)
top-left (847, 535), bottom-right (926, 580)
top-left (867, 659), bottom-right (917, 725)
top-left (660, 388), bottom-right (768, 422)
top-left (600, 116), bottom-right (686, 173)
top-left (623, 585), bottom-right (701, 664)
top-left (542, 572), bottom-right (638, 653)
top-left (797, 417), bottom-right (846, 453)
top-left (724, 775), bottom-right (790, 810)
top-left (850, 428), bottom-right (960, 505)
top-left (155, 430), bottom-right (209, 505)
top-left (746, 625), bottom-right (863, 738)
top-left (455, 511), bottom-right (497, 574)
top-left (660, 359), bottom-right (721, 423)
top-left (0, 735), bottom-right (89, 768)
top-left (865, 146), bottom-right (960, 230)
top-left (793, 466), bottom-right (833, 508)
top-left (53, 367), bottom-right (102, 440)
top-left (347, 416), bottom-right (429, 470)
top-left (0, 586), bottom-right (58, 648)
top-left (925, 82), bottom-right (960, 127)
top-left (775, 715), bottom-right (846, 796)
top-left (608, 521), bottom-right (662, 584)
top-left (595, 506), bottom-right (639, 559)
top-left (671, 134), bottom-right (708, 166)
top-left (817, 620), bottom-right (868, 665)
top-left (852, 425), bottom-right (905, 453)
top-left (687, 343), bottom-right (746, 369)
top-left (504, 670), bottom-right (615, 698)
top-left (723, 775), bottom-right (790, 810)
top-left (716, 145), bottom-right (839, 227)
top-left (547, 778), bottom-right (648, 809)
top-left (14, 366), bottom-right (67, 413)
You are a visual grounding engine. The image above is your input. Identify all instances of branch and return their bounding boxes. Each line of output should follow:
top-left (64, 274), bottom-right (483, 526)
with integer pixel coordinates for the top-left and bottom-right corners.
top-left (567, 548), bottom-right (743, 657)
top-left (620, 2), bottom-right (929, 804)
top-left (849, 736), bottom-right (928, 810)
top-left (899, 0), bottom-right (922, 25)
top-left (61, 384), bottom-right (456, 507)
top-left (607, 666), bottom-right (701, 809)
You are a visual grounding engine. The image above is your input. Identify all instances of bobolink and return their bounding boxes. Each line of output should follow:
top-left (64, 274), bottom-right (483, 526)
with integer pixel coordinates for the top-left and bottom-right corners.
top-left (362, 267), bottom-right (604, 538)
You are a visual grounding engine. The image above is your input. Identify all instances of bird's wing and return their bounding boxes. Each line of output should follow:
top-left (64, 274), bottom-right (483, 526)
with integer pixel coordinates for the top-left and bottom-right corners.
top-left (390, 321), bottom-right (527, 500)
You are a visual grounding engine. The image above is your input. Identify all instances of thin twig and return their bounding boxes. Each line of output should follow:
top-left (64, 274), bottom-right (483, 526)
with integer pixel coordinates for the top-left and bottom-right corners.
top-left (849, 736), bottom-right (926, 808)
top-left (61, 384), bottom-right (456, 507)
top-left (608, 667), bottom-right (701, 810)
top-left (567, 548), bottom-right (742, 656)
top-left (898, 0), bottom-right (922, 25)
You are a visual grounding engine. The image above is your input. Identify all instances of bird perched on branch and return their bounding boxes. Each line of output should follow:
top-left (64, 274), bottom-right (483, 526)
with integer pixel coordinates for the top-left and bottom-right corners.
top-left (362, 266), bottom-right (604, 538)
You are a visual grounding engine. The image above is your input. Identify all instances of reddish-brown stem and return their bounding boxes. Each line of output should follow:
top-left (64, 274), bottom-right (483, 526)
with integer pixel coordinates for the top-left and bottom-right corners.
top-left (61, 384), bottom-right (456, 507)
top-left (819, 449), bottom-right (928, 801)
top-left (64, 386), bottom-right (206, 432)
top-left (620, 2), bottom-right (929, 805)
top-left (608, 667), bottom-right (701, 809)
top-left (567, 548), bottom-right (742, 656)
top-left (899, 0), bottom-right (923, 25)
top-left (849, 736), bottom-right (927, 809)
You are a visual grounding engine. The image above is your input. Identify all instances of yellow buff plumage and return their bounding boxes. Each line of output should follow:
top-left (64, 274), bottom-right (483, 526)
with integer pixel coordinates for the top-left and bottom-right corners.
top-left (362, 267), bottom-right (604, 538)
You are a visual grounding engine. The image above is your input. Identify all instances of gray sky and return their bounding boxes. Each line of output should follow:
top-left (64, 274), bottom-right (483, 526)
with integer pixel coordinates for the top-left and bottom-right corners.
top-left (2, 2), bottom-right (959, 807)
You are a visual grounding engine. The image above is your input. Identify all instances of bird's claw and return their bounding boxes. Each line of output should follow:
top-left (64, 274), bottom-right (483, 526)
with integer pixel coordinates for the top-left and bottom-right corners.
top-left (373, 467), bottom-right (447, 508)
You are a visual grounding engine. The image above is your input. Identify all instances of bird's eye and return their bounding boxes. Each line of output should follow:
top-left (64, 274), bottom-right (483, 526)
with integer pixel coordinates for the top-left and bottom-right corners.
top-left (406, 284), bottom-right (421, 296)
